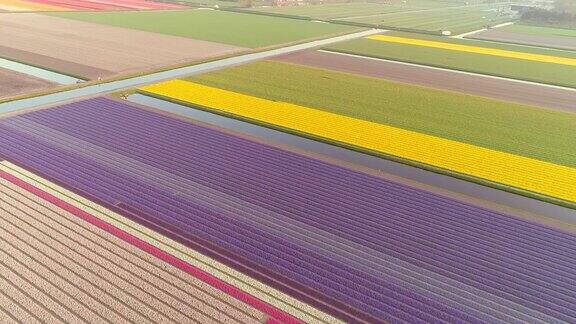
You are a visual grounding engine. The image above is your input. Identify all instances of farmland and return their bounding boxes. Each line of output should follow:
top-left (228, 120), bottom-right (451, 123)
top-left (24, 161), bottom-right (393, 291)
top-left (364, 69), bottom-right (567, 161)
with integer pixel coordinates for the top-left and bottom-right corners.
top-left (0, 161), bottom-right (285, 323)
top-left (0, 0), bottom-right (184, 11)
top-left (0, 13), bottom-right (244, 79)
top-left (2, 2), bottom-right (576, 323)
top-left (471, 24), bottom-right (576, 50)
top-left (244, 1), bottom-right (512, 34)
top-left (177, 60), bottom-right (576, 168)
top-left (140, 79), bottom-right (576, 206)
top-left (2, 97), bottom-right (576, 322)
top-left (501, 24), bottom-right (576, 38)
top-left (49, 9), bottom-right (359, 48)
top-left (246, 0), bottom-right (448, 20)
top-left (0, 68), bottom-right (55, 98)
top-left (327, 32), bottom-right (576, 87)
top-left (275, 50), bottom-right (576, 112)
top-left (341, 4), bottom-right (513, 34)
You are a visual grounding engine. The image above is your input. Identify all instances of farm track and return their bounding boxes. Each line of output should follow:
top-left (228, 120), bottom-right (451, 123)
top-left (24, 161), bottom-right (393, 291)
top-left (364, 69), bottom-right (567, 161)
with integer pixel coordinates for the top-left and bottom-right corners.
top-left (1, 98), bottom-right (576, 322)
top-left (275, 50), bottom-right (576, 112)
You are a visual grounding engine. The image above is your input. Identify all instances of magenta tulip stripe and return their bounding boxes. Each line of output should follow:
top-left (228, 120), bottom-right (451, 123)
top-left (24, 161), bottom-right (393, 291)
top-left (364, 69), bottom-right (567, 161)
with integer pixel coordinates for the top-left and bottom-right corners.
top-left (0, 97), bottom-right (575, 323)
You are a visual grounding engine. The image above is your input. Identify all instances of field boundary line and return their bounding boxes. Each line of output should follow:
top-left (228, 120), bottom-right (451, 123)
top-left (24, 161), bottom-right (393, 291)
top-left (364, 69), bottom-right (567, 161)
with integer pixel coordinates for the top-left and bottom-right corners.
top-left (451, 22), bottom-right (515, 39)
top-left (318, 50), bottom-right (576, 93)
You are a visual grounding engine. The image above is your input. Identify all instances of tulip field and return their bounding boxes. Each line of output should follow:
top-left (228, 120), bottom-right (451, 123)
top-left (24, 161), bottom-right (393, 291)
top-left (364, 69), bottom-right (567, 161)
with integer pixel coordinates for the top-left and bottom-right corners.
top-left (366, 34), bottom-right (576, 66)
top-left (1, 97), bottom-right (576, 323)
top-left (49, 9), bottom-right (358, 48)
top-left (327, 32), bottom-right (576, 88)
top-left (139, 80), bottom-right (576, 207)
top-left (2, 1), bottom-right (576, 322)
top-left (0, 0), bottom-right (184, 11)
top-left (0, 160), bottom-right (275, 323)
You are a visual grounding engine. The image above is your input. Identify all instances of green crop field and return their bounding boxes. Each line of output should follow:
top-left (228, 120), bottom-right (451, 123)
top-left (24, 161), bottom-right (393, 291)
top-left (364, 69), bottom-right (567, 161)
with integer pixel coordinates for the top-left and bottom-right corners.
top-left (326, 32), bottom-right (576, 88)
top-left (244, 1), bottom-right (511, 34)
top-left (49, 10), bottom-right (357, 48)
top-left (341, 4), bottom-right (513, 34)
top-left (185, 60), bottom-right (576, 168)
top-left (501, 24), bottom-right (576, 38)
top-left (247, 0), bottom-right (449, 20)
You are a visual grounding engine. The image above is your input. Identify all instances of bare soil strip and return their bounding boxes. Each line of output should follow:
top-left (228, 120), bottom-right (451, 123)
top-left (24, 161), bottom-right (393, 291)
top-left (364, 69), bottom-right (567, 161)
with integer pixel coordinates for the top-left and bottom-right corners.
top-left (0, 45), bottom-right (111, 80)
top-left (0, 68), bottom-right (55, 98)
top-left (471, 29), bottom-right (576, 51)
top-left (0, 13), bottom-right (245, 80)
top-left (276, 50), bottom-right (576, 112)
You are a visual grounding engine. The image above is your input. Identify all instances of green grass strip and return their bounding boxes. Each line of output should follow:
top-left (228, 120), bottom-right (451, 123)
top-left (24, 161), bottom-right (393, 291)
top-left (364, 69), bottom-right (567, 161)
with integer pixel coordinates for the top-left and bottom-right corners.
top-left (49, 9), bottom-right (356, 48)
top-left (186, 60), bottom-right (576, 169)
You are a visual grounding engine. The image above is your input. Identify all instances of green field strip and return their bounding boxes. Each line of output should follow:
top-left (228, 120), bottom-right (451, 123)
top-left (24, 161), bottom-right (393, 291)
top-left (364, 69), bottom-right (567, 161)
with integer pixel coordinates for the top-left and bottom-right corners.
top-left (504, 24), bottom-right (576, 37)
top-left (326, 37), bottom-right (576, 88)
top-left (48, 9), bottom-right (357, 48)
top-left (347, 4), bottom-right (512, 33)
top-left (185, 60), bottom-right (576, 169)
top-left (386, 31), bottom-right (576, 57)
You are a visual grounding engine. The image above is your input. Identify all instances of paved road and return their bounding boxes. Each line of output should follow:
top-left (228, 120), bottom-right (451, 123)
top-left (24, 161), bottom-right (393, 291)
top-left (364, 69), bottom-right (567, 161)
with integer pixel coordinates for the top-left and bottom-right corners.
top-left (0, 29), bottom-right (382, 115)
top-left (276, 50), bottom-right (576, 112)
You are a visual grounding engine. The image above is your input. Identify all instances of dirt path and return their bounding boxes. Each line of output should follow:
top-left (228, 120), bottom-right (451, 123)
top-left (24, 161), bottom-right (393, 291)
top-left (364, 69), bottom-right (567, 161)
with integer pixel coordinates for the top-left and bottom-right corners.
top-left (276, 50), bottom-right (576, 112)
top-left (0, 68), bottom-right (55, 98)
top-left (0, 13), bottom-right (245, 79)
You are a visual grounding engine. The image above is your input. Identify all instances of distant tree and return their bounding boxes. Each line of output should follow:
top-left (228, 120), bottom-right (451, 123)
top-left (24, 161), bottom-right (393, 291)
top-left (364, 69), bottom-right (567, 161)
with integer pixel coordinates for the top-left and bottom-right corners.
top-left (555, 0), bottom-right (576, 15)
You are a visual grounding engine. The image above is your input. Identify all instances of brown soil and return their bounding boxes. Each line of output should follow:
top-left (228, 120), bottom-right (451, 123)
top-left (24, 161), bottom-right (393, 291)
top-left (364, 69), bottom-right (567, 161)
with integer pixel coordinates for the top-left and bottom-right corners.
top-left (472, 29), bottom-right (576, 51)
top-left (0, 13), bottom-right (245, 79)
top-left (0, 68), bottom-right (56, 98)
top-left (276, 50), bottom-right (576, 112)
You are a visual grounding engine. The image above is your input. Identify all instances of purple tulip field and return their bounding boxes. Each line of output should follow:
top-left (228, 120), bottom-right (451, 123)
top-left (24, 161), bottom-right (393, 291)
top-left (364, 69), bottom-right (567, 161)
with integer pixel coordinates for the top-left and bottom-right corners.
top-left (0, 97), bottom-right (575, 323)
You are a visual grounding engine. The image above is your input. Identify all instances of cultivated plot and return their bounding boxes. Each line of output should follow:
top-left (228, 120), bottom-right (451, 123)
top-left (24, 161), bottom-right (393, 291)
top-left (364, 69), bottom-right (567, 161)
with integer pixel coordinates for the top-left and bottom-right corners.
top-left (2, 97), bottom-right (576, 323)
top-left (137, 60), bottom-right (576, 204)
top-left (0, 0), bottom-right (184, 11)
top-left (246, 0), bottom-right (446, 20)
top-left (340, 3), bottom-right (513, 34)
top-left (0, 163), bottom-right (291, 323)
top-left (49, 9), bottom-right (359, 48)
top-left (141, 78), bottom-right (576, 207)
top-left (0, 68), bottom-right (55, 98)
top-left (0, 13), bottom-right (244, 79)
top-left (275, 50), bottom-right (576, 112)
top-left (471, 24), bottom-right (576, 50)
top-left (327, 32), bottom-right (576, 87)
